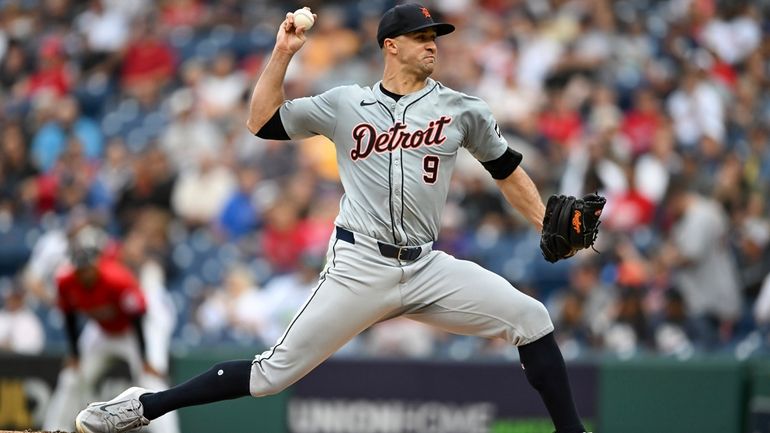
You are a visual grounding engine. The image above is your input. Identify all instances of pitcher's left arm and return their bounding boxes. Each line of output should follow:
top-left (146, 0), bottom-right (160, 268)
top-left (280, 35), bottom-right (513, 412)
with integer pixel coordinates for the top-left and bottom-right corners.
top-left (495, 166), bottom-right (545, 233)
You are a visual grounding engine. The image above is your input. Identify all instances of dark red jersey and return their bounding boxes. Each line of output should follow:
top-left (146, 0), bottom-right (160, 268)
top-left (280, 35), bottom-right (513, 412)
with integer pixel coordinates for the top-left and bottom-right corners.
top-left (56, 258), bottom-right (147, 334)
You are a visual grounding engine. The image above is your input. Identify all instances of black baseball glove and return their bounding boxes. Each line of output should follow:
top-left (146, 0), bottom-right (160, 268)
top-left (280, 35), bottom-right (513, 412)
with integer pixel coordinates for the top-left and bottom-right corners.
top-left (539, 193), bottom-right (606, 263)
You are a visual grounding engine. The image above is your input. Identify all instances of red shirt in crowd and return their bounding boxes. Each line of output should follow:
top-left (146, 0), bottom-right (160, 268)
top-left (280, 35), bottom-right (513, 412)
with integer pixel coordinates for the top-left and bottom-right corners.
top-left (160, 0), bottom-right (206, 27)
top-left (538, 110), bottom-right (582, 148)
top-left (621, 110), bottom-right (661, 156)
top-left (604, 190), bottom-right (656, 232)
top-left (26, 65), bottom-right (72, 98)
top-left (56, 258), bottom-right (146, 334)
top-left (121, 39), bottom-right (176, 87)
top-left (262, 221), bottom-right (313, 272)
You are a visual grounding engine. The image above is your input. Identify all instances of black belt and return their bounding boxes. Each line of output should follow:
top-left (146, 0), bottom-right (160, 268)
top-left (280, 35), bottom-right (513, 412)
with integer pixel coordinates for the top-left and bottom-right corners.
top-left (335, 226), bottom-right (422, 261)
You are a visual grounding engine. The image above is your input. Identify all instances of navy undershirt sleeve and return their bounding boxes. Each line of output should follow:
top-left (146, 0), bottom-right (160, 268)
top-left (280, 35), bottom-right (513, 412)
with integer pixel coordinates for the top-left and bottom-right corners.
top-left (481, 148), bottom-right (523, 180)
top-left (255, 109), bottom-right (290, 140)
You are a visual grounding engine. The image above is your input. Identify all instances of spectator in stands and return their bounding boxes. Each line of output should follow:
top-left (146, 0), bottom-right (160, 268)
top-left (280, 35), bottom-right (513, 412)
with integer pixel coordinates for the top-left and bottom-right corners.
top-left (652, 288), bottom-right (697, 356)
top-left (252, 139), bottom-right (300, 181)
top-left (196, 265), bottom-right (268, 344)
top-left (31, 96), bottom-right (103, 172)
top-left (217, 164), bottom-right (261, 240)
top-left (160, 88), bottom-right (224, 172)
top-left (633, 123), bottom-right (681, 205)
top-left (0, 39), bottom-right (32, 96)
top-left (0, 122), bottom-right (38, 217)
top-left (74, 0), bottom-right (130, 74)
top-left (25, 36), bottom-right (72, 100)
top-left (621, 88), bottom-right (665, 157)
top-left (198, 50), bottom-right (247, 123)
top-left (159, 0), bottom-right (206, 29)
top-left (115, 148), bottom-right (175, 233)
top-left (93, 138), bottom-right (132, 206)
top-left (296, 5), bottom-right (360, 82)
top-left (700, 2), bottom-right (762, 66)
top-left (260, 197), bottom-right (314, 273)
top-left (567, 258), bottom-right (616, 340)
top-left (102, 0), bottom-right (151, 22)
top-left (120, 17), bottom-right (176, 94)
top-left (602, 287), bottom-right (649, 356)
top-left (560, 132), bottom-right (627, 198)
top-left (171, 150), bottom-right (236, 228)
top-left (538, 89), bottom-right (583, 151)
top-left (0, 278), bottom-right (45, 354)
top-left (733, 193), bottom-right (770, 298)
top-left (552, 289), bottom-right (592, 355)
top-left (658, 178), bottom-right (742, 347)
top-left (603, 163), bottom-right (655, 233)
top-left (114, 77), bottom-right (169, 152)
top-left (459, 174), bottom-right (508, 230)
top-left (366, 318), bottom-right (438, 358)
top-left (37, 137), bottom-right (108, 215)
top-left (666, 61), bottom-right (725, 150)
top-left (259, 251), bottom-right (324, 344)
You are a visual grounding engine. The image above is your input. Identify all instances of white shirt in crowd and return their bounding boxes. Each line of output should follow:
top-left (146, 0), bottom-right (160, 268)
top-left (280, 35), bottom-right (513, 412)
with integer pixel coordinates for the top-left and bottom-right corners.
top-left (0, 305), bottom-right (45, 355)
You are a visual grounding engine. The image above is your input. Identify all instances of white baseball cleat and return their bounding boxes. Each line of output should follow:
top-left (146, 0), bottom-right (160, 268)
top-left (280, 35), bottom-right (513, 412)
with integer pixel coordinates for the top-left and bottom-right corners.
top-left (75, 386), bottom-right (151, 433)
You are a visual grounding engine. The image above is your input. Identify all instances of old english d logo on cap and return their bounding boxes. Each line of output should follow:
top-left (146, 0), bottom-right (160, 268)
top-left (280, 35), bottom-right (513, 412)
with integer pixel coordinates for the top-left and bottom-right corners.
top-left (377, 3), bottom-right (455, 47)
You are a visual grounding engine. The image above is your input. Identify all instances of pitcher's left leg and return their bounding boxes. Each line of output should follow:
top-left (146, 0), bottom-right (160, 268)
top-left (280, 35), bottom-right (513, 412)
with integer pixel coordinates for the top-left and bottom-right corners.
top-left (404, 251), bottom-right (586, 433)
top-left (403, 251), bottom-right (552, 344)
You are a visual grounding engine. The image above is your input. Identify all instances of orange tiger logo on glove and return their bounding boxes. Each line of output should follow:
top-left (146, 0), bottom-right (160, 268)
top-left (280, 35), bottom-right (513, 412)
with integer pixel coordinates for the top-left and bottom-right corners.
top-left (572, 210), bottom-right (582, 233)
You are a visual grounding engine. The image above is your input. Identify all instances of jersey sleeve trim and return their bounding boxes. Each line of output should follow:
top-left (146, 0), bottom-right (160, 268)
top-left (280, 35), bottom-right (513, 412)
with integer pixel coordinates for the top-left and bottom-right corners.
top-left (255, 108), bottom-right (290, 140)
top-left (481, 147), bottom-right (523, 179)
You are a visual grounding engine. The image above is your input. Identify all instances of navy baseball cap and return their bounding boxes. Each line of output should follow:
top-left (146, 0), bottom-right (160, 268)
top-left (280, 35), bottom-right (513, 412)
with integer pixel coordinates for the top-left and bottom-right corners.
top-left (377, 4), bottom-right (455, 48)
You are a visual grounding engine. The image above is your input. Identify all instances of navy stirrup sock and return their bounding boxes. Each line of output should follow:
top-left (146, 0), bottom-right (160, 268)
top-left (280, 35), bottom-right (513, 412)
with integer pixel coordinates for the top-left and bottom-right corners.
top-left (518, 332), bottom-right (585, 433)
top-left (139, 360), bottom-right (252, 420)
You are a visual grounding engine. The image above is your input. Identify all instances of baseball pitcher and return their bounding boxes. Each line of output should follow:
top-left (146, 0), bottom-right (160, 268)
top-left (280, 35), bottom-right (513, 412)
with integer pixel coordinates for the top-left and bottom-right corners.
top-left (75, 5), bottom-right (596, 433)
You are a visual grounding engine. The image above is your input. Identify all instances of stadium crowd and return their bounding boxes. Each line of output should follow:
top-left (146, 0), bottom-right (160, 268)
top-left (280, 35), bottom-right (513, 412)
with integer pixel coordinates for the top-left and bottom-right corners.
top-left (0, 0), bottom-right (769, 361)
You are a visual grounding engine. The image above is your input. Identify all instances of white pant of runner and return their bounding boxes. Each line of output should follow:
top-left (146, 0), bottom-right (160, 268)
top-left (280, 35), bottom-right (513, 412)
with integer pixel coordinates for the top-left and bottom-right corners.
top-left (43, 322), bottom-right (180, 433)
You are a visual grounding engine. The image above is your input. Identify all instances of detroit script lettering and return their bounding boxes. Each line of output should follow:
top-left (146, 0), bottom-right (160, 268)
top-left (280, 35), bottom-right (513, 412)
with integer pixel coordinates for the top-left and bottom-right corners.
top-left (350, 116), bottom-right (452, 161)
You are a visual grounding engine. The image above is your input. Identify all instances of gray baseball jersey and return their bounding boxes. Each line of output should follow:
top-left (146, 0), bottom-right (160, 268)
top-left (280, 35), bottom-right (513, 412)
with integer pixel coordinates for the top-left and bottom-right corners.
top-left (280, 78), bottom-right (507, 245)
top-left (249, 79), bottom-right (553, 398)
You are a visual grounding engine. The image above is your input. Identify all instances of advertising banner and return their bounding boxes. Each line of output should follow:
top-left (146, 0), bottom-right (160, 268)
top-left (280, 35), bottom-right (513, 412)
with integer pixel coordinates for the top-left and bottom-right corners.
top-left (288, 359), bottom-right (597, 433)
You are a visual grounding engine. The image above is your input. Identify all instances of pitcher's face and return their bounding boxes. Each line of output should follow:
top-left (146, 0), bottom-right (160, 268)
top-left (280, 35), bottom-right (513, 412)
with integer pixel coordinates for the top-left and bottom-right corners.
top-left (391, 28), bottom-right (438, 77)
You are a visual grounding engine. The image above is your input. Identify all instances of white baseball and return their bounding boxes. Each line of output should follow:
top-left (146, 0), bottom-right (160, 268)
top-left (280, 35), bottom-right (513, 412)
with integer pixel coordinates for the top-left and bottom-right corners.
top-left (293, 8), bottom-right (314, 30)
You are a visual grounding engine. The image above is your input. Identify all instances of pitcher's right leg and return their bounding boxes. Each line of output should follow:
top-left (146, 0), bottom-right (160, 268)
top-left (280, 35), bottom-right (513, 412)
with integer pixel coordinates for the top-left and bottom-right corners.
top-left (249, 266), bottom-right (401, 396)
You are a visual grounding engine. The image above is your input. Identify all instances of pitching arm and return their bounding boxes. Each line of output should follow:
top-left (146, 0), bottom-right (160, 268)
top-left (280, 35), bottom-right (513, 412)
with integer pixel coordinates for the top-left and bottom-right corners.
top-left (246, 10), bottom-right (314, 134)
